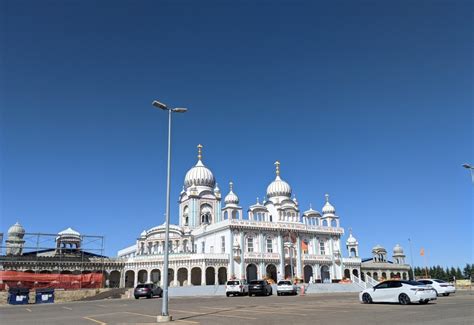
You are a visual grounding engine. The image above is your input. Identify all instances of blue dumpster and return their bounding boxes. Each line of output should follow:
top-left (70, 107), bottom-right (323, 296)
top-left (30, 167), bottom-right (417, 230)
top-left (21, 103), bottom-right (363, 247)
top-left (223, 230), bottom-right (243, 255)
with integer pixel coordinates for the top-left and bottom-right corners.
top-left (7, 288), bottom-right (30, 305)
top-left (35, 288), bottom-right (55, 304)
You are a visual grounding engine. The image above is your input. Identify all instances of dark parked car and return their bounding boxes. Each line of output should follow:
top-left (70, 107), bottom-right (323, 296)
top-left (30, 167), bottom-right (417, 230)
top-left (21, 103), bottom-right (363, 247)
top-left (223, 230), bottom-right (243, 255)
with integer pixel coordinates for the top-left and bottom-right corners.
top-left (248, 280), bottom-right (272, 296)
top-left (134, 283), bottom-right (163, 299)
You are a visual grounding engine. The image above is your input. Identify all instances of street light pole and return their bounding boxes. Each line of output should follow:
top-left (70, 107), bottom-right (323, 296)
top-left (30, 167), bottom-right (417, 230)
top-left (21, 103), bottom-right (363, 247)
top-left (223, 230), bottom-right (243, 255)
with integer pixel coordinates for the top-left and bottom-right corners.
top-left (153, 100), bottom-right (187, 323)
top-left (408, 238), bottom-right (415, 280)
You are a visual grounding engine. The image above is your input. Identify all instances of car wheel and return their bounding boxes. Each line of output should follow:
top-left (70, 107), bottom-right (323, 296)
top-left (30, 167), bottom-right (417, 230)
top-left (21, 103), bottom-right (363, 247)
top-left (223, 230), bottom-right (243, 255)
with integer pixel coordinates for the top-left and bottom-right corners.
top-left (226, 293), bottom-right (230, 297)
top-left (362, 293), bottom-right (372, 304)
top-left (419, 300), bottom-right (429, 304)
top-left (433, 289), bottom-right (439, 297)
top-left (135, 296), bottom-right (139, 300)
top-left (399, 293), bottom-right (411, 305)
top-left (146, 293), bottom-right (152, 299)
top-left (443, 293), bottom-right (449, 296)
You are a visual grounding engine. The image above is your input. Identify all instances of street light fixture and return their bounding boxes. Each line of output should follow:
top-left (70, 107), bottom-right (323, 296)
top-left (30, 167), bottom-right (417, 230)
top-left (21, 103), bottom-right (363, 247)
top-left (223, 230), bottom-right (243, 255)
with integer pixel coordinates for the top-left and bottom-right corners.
top-left (152, 99), bottom-right (187, 323)
top-left (462, 163), bottom-right (474, 183)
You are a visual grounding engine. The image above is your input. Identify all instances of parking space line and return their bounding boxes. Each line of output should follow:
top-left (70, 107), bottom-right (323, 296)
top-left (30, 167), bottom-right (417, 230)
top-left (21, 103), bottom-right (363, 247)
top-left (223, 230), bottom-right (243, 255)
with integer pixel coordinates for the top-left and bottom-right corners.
top-left (170, 308), bottom-right (257, 320)
top-left (62, 306), bottom-right (72, 310)
top-left (83, 316), bottom-right (107, 325)
top-left (25, 308), bottom-right (32, 312)
top-left (96, 304), bottom-right (108, 308)
top-left (202, 306), bottom-right (305, 316)
top-left (175, 320), bottom-right (200, 324)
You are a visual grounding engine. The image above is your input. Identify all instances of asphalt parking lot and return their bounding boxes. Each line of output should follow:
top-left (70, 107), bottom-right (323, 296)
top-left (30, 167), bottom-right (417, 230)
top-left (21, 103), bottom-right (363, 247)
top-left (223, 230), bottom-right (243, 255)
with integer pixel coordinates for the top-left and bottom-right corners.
top-left (1, 291), bottom-right (473, 325)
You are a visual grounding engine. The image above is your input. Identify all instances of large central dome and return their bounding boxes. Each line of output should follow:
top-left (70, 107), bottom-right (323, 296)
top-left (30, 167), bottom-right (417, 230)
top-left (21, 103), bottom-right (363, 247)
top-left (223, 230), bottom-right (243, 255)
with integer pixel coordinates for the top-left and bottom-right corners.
top-left (266, 161), bottom-right (292, 198)
top-left (184, 144), bottom-right (216, 189)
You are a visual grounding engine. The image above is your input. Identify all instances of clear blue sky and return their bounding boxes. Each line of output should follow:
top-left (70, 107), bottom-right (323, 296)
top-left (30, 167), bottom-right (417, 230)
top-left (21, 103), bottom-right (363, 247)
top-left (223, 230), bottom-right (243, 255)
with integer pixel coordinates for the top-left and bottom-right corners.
top-left (1, 1), bottom-right (472, 267)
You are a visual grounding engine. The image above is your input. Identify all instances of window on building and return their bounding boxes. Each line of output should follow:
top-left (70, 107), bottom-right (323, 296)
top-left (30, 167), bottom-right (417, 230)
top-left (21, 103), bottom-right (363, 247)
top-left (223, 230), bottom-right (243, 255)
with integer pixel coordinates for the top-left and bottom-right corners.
top-left (201, 242), bottom-right (205, 253)
top-left (247, 237), bottom-right (254, 252)
top-left (221, 236), bottom-right (225, 253)
top-left (266, 238), bottom-right (273, 253)
top-left (210, 246), bottom-right (214, 253)
top-left (319, 241), bottom-right (326, 255)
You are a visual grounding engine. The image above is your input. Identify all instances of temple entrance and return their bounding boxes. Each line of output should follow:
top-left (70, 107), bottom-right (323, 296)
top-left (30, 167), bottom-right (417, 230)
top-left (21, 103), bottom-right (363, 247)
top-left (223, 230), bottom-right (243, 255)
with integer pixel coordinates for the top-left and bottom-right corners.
top-left (109, 270), bottom-right (120, 288)
top-left (344, 269), bottom-right (351, 279)
top-left (303, 265), bottom-right (313, 283)
top-left (137, 270), bottom-right (147, 284)
top-left (266, 264), bottom-right (277, 282)
top-left (246, 264), bottom-right (257, 282)
top-left (218, 267), bottom-right (227, 284)
top-left (150, 269), bottom-right (161, 284)
top-left (167, 269), bottom-right (174, 286)
top-left (191, 267), bottom-right (201, 285)
top-left (321, 265), bottom-right (330, 283)
top-left (206, 267), bottom-right (215, 285)
top-left (284, 265), bottom-right (294, 279)
top-left (125, 270), bottom-right (135, 288)
top-left (177, 268), bottom-right (187, 286)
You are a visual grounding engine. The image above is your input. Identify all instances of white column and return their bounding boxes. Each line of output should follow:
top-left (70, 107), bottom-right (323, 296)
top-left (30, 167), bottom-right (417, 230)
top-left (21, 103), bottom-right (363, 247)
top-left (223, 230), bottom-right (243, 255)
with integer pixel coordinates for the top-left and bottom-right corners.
top-left (187, 267), bottom-right (192, 286)
top-left (278, 233), bottom-right (284, 280)
top-left (229, 231), bottom-right (234, 278)
top-left (201, 264), bottom-right (206, 285)
top-left (240, 231), bottom-right (245, 279)
top-left (296, 235), bottom-right (302, 278)
top-left (134, 269), bottom-right (138, 286)
top-left (173, 265), bottom-right (178, 287)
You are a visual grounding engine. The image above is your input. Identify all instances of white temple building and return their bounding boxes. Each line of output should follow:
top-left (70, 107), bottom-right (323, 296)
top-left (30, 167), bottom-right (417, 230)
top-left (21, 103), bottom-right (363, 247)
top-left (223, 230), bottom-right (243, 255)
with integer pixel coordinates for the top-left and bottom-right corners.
top-left (117, 144), bottom-right (370, 288)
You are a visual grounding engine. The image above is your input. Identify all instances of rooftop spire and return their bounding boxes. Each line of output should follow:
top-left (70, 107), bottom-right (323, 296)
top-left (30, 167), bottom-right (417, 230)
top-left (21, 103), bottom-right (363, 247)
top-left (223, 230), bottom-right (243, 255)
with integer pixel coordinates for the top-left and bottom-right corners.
top-left (275, 161), bottom-right (280, 177)
top-left (325, 193), bottom-right (329, 203)
top-left (197, 144), bottom-right (203, 161)
top-left (229, 181), bottom-right (233, 192)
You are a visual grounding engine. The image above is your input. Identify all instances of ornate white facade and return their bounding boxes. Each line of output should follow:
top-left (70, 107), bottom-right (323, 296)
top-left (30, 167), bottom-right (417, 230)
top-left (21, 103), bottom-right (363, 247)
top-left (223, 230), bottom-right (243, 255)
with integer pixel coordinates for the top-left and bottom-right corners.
top-left (118, 145), bottom-right (366, 288)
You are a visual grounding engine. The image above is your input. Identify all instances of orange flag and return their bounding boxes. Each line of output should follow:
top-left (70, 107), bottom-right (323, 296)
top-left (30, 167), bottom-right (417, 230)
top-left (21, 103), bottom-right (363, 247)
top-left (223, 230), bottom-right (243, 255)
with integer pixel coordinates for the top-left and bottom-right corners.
top-left (301, 241), bottom-right (308, 253)
top-left (420, 248), bottom-right (425, 256)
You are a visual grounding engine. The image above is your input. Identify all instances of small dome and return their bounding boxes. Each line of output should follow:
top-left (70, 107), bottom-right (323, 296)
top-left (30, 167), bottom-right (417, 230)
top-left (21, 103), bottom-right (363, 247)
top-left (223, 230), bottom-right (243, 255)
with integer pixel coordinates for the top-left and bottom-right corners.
top-left (214, 183), bottom-right (221, 194)
top-left (58, 227), bottom-right (80, 237)
top-left (224, 182), bottom-right (239, 205)
top-left (266, 161), bottom-right (292, 198)
top-left (372, 244), bottom-right (386, 252)
top-left (393, 244), bottom-right (404, 254)
top-left (140, 230), bottom-right (147, 237)
top-left (346, 233), bottom-right (357, 245)
top-left (322, 194), bottom-right (336, 215)
top-left (8, 222), bottom-right (25, 236)
top-left (184, 145), bottom-right (216, 189)
top-left (303, 204), bottom-right (321, 217)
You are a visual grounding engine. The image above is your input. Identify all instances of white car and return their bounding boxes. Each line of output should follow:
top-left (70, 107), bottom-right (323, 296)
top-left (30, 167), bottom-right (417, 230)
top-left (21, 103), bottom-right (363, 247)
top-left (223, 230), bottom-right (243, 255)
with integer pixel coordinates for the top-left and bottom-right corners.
top-left (417, 279), bottom-right (456, 296)
top-left (359, 280), bottom-right (437, 305)
top-left (277, 280), bottom-right (298, 296)
top-left (226, 280), bottom-right (248, 297)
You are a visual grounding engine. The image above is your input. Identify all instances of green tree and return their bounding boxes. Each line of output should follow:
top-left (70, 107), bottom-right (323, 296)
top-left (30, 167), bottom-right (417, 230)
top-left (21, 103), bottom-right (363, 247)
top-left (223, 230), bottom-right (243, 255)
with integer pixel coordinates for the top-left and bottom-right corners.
top-left (463, 264), bottom-right (472, 279)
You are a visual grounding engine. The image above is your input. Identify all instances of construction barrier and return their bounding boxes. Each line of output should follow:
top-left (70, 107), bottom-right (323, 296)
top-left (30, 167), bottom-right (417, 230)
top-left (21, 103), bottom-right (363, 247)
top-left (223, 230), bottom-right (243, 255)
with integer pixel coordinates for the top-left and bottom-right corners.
top-left (0, 271), bottom-right (103, 290)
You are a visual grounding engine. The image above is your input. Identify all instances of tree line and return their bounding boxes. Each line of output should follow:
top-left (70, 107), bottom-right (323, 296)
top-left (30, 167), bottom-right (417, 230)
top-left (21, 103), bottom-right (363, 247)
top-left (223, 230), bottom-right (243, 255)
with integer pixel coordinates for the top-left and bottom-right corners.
top-left (412, 264), bottom-right (473, 281)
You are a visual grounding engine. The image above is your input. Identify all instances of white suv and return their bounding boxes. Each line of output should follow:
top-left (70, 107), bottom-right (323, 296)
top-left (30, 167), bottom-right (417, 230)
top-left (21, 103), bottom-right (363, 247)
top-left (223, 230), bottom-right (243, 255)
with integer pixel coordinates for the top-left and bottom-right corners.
top-left (226, 280), bottom-right (248, 297)
top-left (418, 279), bottom-right (456, 296)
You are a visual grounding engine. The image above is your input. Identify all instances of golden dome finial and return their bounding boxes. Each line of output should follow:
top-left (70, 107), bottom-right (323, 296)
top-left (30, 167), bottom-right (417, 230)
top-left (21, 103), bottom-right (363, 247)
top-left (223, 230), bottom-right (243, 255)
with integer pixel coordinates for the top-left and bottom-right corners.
top-left (274, 161), bottom-right (280, 177)
top-left (229, 181), bottom-right (233, 191)
top-left (197, 144), bottom-right (203, 161)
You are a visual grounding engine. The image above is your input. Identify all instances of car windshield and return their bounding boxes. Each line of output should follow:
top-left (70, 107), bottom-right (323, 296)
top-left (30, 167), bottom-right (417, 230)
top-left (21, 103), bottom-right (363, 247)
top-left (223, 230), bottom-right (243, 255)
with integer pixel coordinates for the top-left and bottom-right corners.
top-left (250, 280), bottom-right (263, 285)
top-left (434, 280), bottom-right (447, 283)
top-left (136, 284), bottom-right (148, 288)
top-left (278, 281), bottom-right (292, 285)
top-left (227, 281), bottom-right (240, 285)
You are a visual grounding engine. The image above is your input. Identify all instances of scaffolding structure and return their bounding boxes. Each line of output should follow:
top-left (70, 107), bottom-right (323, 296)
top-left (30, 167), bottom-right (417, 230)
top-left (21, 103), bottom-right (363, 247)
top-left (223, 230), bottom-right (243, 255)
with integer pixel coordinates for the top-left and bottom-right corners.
top-left (0, 232), bottom-right (107, 290)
